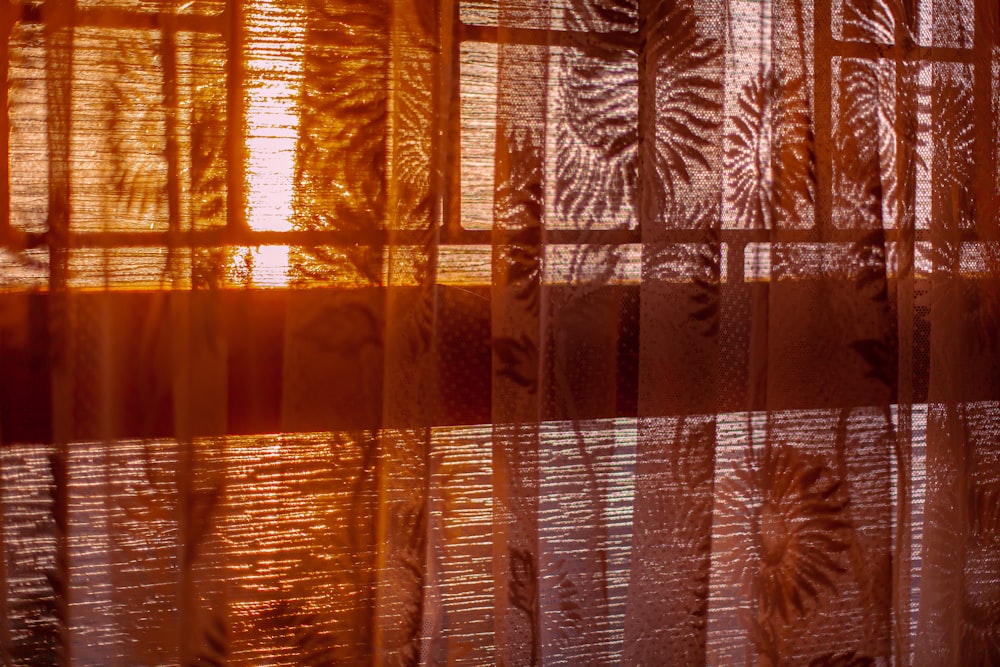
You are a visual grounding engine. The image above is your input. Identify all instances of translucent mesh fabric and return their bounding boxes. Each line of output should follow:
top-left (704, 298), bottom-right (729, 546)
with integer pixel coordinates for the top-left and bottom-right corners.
top-left (1, 0), bottom-right (999, 663)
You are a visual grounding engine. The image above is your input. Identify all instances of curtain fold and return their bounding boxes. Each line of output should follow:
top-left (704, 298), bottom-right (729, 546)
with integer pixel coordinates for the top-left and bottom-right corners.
top-left (1, 0), bottom-right (1000, 663)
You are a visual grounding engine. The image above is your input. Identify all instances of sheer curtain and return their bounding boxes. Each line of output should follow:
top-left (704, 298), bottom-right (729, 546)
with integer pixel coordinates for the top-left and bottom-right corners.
top-left (1, 0), bottom-right (999, 663)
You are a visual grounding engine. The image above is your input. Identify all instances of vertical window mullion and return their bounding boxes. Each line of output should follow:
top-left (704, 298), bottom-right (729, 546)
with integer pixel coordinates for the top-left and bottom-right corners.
top-left (0, 6), bottom-right (11, 244)
top-left (225, 0), bottom-right (246, 234)
top-left (159, 15), bottom-right (182, 251)
top-left (814, 0), bottom-right (834, 230)
top-left (972, 0), bottom-right (997, 229)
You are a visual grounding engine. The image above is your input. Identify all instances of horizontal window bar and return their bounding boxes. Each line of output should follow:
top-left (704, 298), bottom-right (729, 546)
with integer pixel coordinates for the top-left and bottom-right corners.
top-left (11, 3), bottom-right (224, 33)
top-left (2, 226), bottom-right (971, 250)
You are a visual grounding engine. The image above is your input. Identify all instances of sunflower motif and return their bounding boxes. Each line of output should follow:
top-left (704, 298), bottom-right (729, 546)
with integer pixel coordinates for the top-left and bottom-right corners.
top-left (556, 5), bottom-right (640, 229)
top-left (832, 59), bottom-right (895, 229)
top-left (555, 0), bottom-right (721, 229)
top-left (840, 0), bottom-right (896, 44)
top-left (718, 445), bottom-right (852, 624)
top-left (929, 68), bottom-right (975, 229)
top-left (725, 67), bottom-right (814, 229)
top-left (923, 465), bottom-right (1000, 665)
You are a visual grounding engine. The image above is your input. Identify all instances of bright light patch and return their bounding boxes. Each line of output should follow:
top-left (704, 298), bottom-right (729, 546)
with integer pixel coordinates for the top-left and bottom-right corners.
top-left (241, 7), bottom-right (305, 287)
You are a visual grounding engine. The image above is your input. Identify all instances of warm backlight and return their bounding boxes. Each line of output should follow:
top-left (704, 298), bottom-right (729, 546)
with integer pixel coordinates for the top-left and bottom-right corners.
top-left (241, 11), bottom-right (304, 287)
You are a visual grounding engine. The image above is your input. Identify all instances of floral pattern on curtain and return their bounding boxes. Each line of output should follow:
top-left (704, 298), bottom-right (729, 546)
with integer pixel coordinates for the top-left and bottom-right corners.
top-left (1, 0), bottom-right (999, 664)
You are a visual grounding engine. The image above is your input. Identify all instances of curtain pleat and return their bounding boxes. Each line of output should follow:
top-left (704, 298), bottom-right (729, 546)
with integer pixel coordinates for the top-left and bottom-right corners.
top-left (491, 3), bottom-right (549, 662)
top-left (628, 0), bottom-right (723, 659)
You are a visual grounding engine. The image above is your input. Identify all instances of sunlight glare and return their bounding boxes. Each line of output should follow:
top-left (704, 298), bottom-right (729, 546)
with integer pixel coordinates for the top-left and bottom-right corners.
top-left (241, 12), bottom-right (304, 287)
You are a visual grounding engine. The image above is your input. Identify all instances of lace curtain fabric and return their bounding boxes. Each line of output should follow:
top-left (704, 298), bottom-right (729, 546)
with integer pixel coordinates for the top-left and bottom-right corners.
top-left (1, 0), bottom-right (999, 663)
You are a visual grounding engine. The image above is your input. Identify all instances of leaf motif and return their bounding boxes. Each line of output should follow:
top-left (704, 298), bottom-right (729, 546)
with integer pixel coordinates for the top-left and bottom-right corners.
top-left (738, 607), bottom-right (781, 665)
top-left (395, 502), bottom-right (428, 666)
top-left (192, 248), bottom-right (227, 290)
top-left (494, 127), bottom-right (545, 326)
top-left (495, 127), bottom-right (544, 230)
top-left (187, 613), bottom-right (228, 667)
top-left (293, 0), bottom-right (391, 282)
top-left (189, 101), bottom-right (227, 225)
top-left (493, 334), bottom-right (539, 391)
top-left (850, 229), bottom-right (889, 299)
top-left (107, 35), bottom-right (168, 226)
top-left (809, 650), bottom-right (875, 667)
top-left (840, 0), bottom-right (899, 44)
top-left (644, 205), bottom-right (720, 334)
top-left (644, 0), bottom-right (723, 210)
top-left (551, 559), bottom-right (583, 641)
top-left (183, 483), bottom-right (222, 568)
top-left (833, 59), bottom-right (895, 228)
top-left (293, 301), bottom-right (382, 354)
top-left (508, 546), bottom-right (539, 626)
top-left (565, 0), bottom-right (637, 33)
top-left (505, 544), bottom-right (541, 665)
top-left (261, 598), bottom-right (339, 667)
top-left (503, 223), bottom-right (543, 312)
top-left (693, 222), bottom-right (721, 335)
top-left (849, 338), bottom-right (896, 389)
